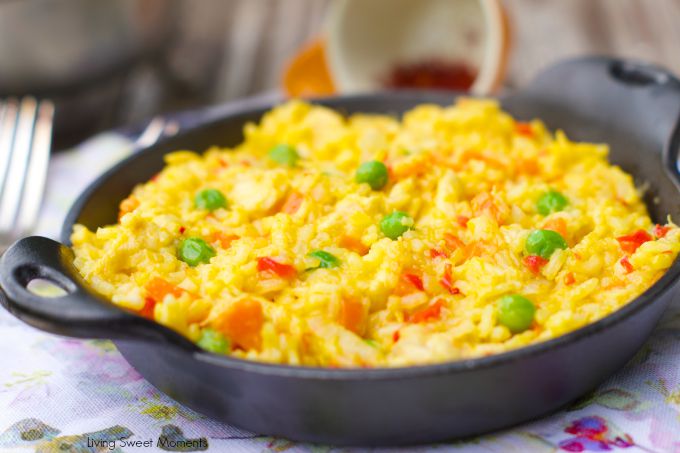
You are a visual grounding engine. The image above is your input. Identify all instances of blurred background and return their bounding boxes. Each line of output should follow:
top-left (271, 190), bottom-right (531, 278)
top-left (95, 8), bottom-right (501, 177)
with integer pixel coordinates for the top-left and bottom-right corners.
top-left (1, 0), bottom-right (679, 149)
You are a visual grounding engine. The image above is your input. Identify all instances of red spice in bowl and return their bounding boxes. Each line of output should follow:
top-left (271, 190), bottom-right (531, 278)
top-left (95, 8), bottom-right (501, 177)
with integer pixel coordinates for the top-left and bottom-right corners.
top-left (383, 59), bottom-right (477, 90)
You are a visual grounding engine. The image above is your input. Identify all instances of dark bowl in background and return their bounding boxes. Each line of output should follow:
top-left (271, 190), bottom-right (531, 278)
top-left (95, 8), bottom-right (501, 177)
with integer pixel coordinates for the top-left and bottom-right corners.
top-left (0, 0), bottom-right (180, 148)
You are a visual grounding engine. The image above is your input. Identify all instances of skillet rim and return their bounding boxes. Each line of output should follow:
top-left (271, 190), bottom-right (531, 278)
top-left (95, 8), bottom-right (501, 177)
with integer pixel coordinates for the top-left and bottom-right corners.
top-left (61, 90), bottom-right (680, 380)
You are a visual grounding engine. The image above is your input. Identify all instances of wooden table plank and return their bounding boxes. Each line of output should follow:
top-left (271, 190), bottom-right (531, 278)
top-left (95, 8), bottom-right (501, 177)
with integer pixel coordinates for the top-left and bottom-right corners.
top-left (505, 0), bottom-right (680, 87)
top-left (179, 0), bottom-right (680, 101)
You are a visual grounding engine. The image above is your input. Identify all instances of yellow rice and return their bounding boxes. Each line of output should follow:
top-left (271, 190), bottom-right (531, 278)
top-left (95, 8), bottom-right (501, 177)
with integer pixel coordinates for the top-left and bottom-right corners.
top-left (71, 99), bottom-right (680, 367)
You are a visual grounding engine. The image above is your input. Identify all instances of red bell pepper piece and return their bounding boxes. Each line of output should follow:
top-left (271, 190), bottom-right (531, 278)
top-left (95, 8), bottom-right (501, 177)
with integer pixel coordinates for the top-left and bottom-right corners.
top-left (257, 257), bottom-right (297, 279)
top-left (616, 230), bottom-right (652, 254)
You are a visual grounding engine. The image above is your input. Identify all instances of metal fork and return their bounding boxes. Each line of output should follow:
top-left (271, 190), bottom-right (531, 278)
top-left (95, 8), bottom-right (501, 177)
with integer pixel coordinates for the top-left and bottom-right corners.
top-left (0, 97), bottom-right (55, 252)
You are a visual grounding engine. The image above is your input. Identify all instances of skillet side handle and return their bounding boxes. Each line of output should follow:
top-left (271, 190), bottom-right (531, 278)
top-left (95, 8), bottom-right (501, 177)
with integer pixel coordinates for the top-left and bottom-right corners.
top-left (0, 236), bottom-right (197, 352)
top-left (664, 103), bottom-right (680, 186)
top-left (506, 57), bottom-right (680, 170)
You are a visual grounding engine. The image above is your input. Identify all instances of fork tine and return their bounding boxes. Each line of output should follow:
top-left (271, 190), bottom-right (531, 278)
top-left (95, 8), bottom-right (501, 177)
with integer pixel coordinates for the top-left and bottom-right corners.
top-left (0, 101), bottom-right (6, 135)
top-left (15, 100), bottom-right (54, 233)
top-left (0, 99), bottom-right (18, 199)
top-left (0, 97), bottom-right (37, 236)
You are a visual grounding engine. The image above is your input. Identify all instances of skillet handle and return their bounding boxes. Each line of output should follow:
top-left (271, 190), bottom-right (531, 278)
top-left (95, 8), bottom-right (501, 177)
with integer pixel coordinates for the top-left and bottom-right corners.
top-left (0, 236), bottom-right (197, 351)
top-left (663, 98), bottom-right (680, 185)
top-left (504, 56), bottom-right (680, 183)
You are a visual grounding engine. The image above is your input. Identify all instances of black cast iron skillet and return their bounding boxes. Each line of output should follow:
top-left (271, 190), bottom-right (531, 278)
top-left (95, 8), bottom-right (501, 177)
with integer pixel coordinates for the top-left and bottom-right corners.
top-left (2, 57), bottom-right (680, 446)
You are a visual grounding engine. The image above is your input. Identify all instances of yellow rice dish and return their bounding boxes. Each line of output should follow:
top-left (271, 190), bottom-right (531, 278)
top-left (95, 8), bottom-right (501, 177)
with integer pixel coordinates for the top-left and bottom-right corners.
top-left (71, 99), bottom-right (680, 367)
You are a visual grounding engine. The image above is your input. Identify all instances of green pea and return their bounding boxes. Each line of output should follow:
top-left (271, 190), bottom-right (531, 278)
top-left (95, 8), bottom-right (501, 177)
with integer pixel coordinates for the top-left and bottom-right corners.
top-left (195, 189), bottom-right (228, 211)
top-left (178, 237), bottom-right (216, 266)
top-left (355, 160), bottom-right (389, 190)
top-left (268, 144), bottom-right (300, 166)
top-left (525, 229), bottom-right (567, 259)
top-left (380, 211), bottom-right (414, 240)
top-left (197, 328), bottom-right (230, 354)
top-left (308, 250), bottom-right (341, 269)
top-left (497, 294), bottom-right (536, 333)
top-left (537, 190), bottom-right (568, 215)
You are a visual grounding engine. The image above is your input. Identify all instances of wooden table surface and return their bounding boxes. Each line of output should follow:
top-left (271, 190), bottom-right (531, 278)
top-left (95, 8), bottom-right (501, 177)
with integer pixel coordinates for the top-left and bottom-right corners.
top-left (176, 0), bottom-right (680, 101)
top-left (504, 0), bottom-right (680, 88)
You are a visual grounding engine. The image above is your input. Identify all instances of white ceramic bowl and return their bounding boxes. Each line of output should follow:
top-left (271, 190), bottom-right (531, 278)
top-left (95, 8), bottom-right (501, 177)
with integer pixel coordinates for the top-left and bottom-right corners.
top-left (325, 0), bottom-right (509, 95)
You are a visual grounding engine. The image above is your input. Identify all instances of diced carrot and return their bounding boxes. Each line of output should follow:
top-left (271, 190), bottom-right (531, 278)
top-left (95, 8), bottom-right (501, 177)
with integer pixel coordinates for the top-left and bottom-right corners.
top-left (543, 218), bottom-right (568, 239)
top-left (620, 256), bottom-right (634, 274)
top-left (281, 191), bottom-right (304, 215)
top-left (444, 233), bottom-right (466, 251)
top-left (430, 152), bottom-right (458, 170)
top-left (471, 192), bottom-right (507, 225)
top-left (409, 299), bottom-right (445, 323)
top-left (118, 195), bottom-right (139, 220)
top-left (445, 233), bottom-right (483, 260)
top-left (523, 255), bottom-right (548, 274)
top-left (456, 216), bottom-right (470, 228)
top-left (218, 157), bottom-right (229, 168)
top-left (393, 278), bottom-right (411, 296)
top-left (146, 277), bottom-right (184, 303)
top-left (179, 226), bottom-right (186, 234)
top-left (602, 279), bottom-right (626, 290)
top-left (515, 122), bottom-right (534, 137)
top-left (461, 150), bottom-right (506, 169)
top-left (616, 230), bottom-right (653, 254)
top-left (393, 158), bottom-right (428, 179)
top-left (517, 158), bottom-right (539, 175)
top-left (384, 161), bottom-right (394, 179)
top-left (257, 257), bottom-right (297, 279)
top-left (216, 298), bottom-right (264, 350)
top-left (439, 264), bottom-right (460, 295)
top-left (654, 224), bottom-right (671, 239)
top-left (212, 232), bottom-right (240, 249)
top-left (340, 235), bottom-right (369, 255)
top-left (481, 200), bottom-right (501, 224)
top-left (464, 241), bottom-right (485, 258)
top-left (340, 297), bottom-right (365, 335)
top-left (564, 272), bottom-right (576, 285)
